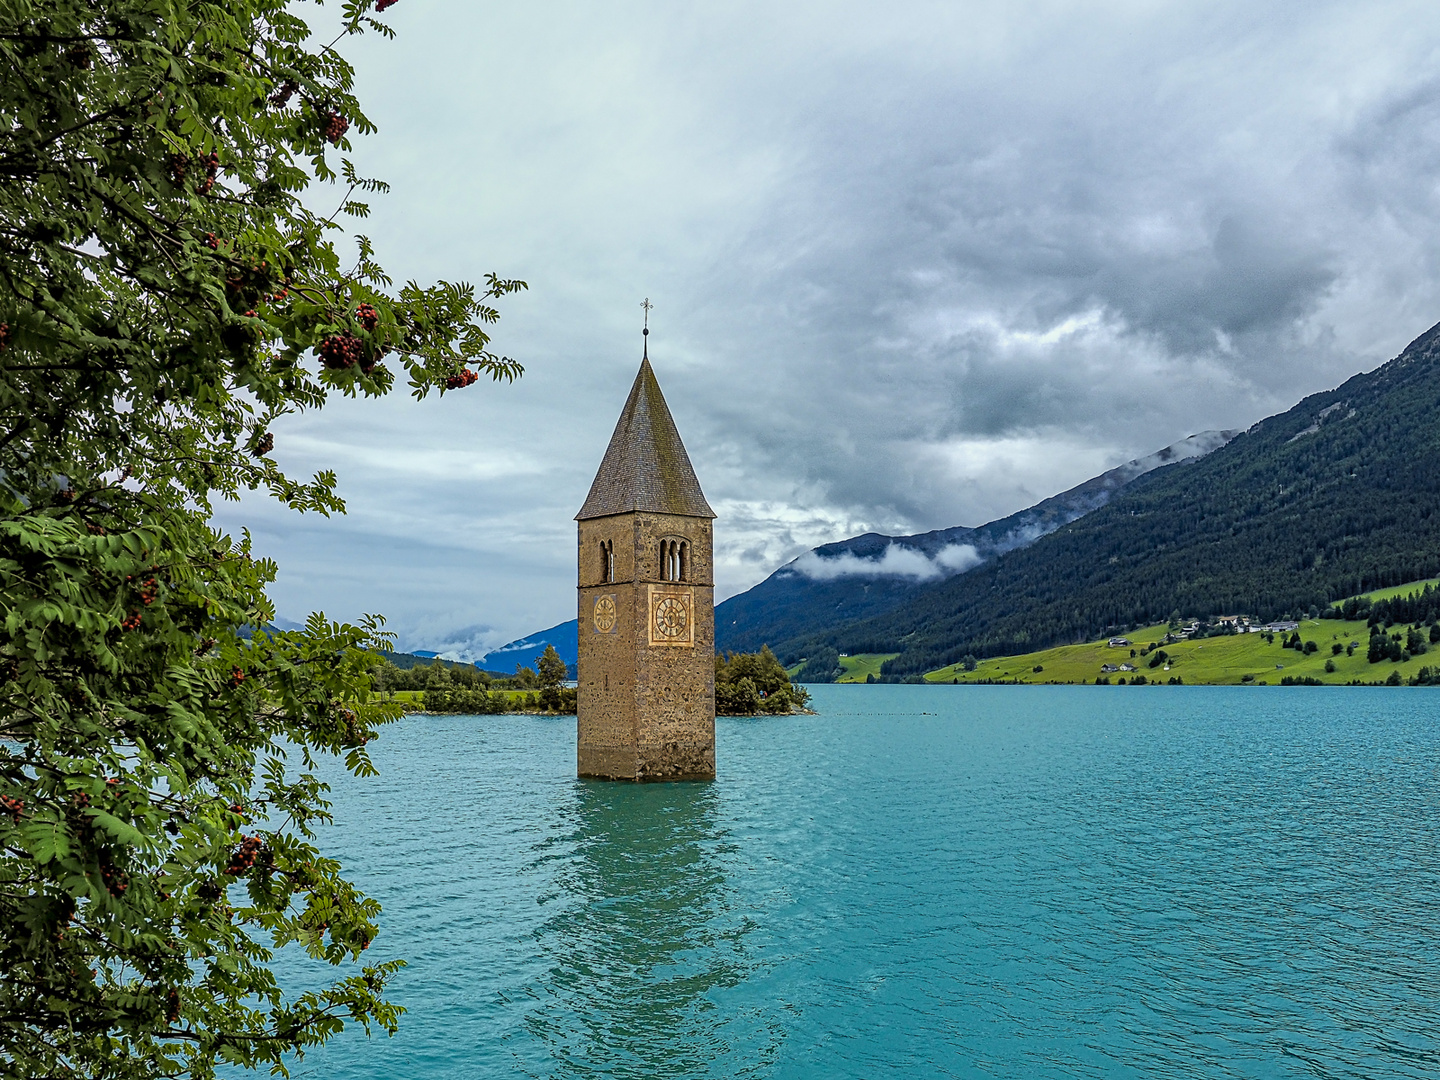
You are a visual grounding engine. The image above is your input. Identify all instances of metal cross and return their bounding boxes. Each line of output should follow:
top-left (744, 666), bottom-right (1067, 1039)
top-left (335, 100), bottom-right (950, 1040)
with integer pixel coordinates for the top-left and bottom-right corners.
top-left (641, 297), bottom-right (653, 332)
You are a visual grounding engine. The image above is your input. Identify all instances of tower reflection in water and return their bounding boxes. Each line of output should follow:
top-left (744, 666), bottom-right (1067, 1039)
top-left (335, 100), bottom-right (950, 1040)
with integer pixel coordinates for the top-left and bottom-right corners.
top-left (521, 780), bottom-right (779, 1078)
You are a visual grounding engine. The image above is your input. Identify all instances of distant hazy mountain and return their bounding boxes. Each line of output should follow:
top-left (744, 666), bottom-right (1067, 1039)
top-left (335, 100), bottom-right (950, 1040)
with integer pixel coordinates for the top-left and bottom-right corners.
top-left (476, 619), bottom-right (578, 674)
top-left (786, 319), bottom-right (1440, 675)
top-left (714, 430), bottom-right (1237, 654)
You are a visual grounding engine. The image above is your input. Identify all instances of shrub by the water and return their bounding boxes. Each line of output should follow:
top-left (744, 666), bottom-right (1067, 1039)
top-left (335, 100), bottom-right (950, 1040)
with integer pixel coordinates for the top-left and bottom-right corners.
top-left (716, 647), bottom-right (811, 714)
top-left (424, 645), bottom-right (576, 714)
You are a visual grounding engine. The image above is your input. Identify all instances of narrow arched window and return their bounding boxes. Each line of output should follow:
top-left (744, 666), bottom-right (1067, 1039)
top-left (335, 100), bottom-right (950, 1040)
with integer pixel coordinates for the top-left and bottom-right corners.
top-left (679, 541), bottom-right (688, 582)
top-left (598, 540), bottom-right (614, 584)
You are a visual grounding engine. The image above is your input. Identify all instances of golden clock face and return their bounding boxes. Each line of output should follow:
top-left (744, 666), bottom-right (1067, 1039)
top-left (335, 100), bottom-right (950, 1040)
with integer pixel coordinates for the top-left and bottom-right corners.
top-left (646, 586), bottom-right (694, 646)
top-left (653, 596), bottom-right (689, 639)
top-left (593, 594), bottom-right (617, 633)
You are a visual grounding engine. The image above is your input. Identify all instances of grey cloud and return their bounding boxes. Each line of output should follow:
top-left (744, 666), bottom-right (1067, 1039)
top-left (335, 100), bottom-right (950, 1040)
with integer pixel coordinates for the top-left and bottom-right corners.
top-left (229, 0), bottom-right (1440, 649)
top-left (793, 542), bottom-right (982, 581)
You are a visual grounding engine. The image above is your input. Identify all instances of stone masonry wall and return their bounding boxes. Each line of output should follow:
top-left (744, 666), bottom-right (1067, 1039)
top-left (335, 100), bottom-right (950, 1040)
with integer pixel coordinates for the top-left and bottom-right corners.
top-left (577, 512), bottom-right (715, 780)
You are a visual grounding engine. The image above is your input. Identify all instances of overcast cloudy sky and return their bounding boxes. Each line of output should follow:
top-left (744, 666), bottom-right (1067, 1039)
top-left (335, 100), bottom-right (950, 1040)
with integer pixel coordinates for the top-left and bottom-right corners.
top-left (215, 0), bottom-right (1440, 658)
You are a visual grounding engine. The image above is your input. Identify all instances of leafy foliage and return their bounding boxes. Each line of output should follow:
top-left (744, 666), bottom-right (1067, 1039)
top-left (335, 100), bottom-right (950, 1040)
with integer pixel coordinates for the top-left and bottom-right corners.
top-left (535, 643), bottom-right (573, 712)
top-left (715, 647), bottom-right (810, 714)
top-left (368, 654), bottom-right (494, 691)
top-left (0, 2), bottom-right (523, 1076)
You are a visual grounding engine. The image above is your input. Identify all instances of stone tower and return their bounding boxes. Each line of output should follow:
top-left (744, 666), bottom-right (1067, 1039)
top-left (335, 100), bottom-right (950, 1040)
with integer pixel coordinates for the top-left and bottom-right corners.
top-left (575, 344), bottom-right (716, 781)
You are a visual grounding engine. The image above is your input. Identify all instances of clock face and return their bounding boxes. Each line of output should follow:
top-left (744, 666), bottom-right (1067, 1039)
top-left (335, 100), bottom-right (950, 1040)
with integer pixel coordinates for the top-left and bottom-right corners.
top-left (593, 594), bottom-right (617, 633)
top-left (646, 586), bottom-right (695, 646)
top-left (653, 595), bottom-right (689, 639)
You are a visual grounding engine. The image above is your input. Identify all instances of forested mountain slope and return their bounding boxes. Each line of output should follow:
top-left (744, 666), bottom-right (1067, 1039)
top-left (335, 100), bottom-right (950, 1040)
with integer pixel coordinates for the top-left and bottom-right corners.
top-left (780, 321), bottom-right (1440, 675)
top-left (716, 431), bottom-right (1235, 653)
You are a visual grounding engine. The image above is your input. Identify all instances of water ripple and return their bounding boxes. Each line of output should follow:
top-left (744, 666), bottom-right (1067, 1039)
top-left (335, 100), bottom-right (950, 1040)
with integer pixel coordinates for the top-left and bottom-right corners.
top-left (279, 687), bottom-right (1440, 1078)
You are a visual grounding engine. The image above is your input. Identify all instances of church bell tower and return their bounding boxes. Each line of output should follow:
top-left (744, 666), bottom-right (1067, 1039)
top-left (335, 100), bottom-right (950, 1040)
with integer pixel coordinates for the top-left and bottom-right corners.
top-left (575, 326), bottom-right (716, 780)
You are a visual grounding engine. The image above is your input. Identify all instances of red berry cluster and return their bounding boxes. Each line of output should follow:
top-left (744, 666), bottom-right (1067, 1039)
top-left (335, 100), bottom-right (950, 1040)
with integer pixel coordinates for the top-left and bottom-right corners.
top-left (100, 860), bottom-right (130, 895)
top-left (230, 667), bottom-right (246, 687)
top-left (120, 611), bottom-right (142, 631)
top-left (86, 523), bottom-right (107, 535)
top-left (168, 153), bottom-right (188, 186)
top-left (356, 303), bottom-right (379, 331)
top-left (377, 0), bottom-right (400, 10)
top-left (445, 368), bottom-right (480, 390)
top-left (322, 111), bottom-right (349, 145)
top-left (204, 233), bottom-right (219, 250)
top-left (318, 331), bottom-right (364, 369)
top-left (0, 323), bottom-right (10, 350)
top-left (251, 432), bottom-right (274, 457)
top-left (198, 152), bottom-right (219, 195)
top-left (225, 836), bottom-right (264, 875)
top-left (269, 80), bottom-right (298, 108)
top-left (66, 42), bottom-right (93, 69)
top-left (1, 795), bottom-right (23, 823)
top-left (165, 989), bottom-right (181, 1024)
top-left (132, 576), bottom-right (158, 606)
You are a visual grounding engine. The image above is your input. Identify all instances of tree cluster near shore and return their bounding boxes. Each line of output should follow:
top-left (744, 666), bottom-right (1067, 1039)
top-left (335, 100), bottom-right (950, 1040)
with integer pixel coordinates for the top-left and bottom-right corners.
top-left (406, 645), bottom-right (577, 714)
top-left (0, 3), bottom-right (523, 1076)
top-left (716, 647), bottom-right (810, 714)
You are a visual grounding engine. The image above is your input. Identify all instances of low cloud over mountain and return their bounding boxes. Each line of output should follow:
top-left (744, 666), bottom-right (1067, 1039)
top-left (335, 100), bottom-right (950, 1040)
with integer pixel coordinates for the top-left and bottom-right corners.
top-left (793, 542), bottom-right (983, 581)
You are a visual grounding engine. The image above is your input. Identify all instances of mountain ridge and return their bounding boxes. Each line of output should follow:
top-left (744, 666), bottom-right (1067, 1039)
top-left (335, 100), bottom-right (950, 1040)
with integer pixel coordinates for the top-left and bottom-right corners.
top-left (779, 319), bottom-right (1440, 675)
top-left (715, 430), bottom-right (1236, 653)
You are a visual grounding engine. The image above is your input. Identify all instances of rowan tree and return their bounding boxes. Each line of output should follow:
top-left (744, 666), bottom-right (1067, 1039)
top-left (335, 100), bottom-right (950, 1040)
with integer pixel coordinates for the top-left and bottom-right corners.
top-left (0, 1), bottom-right (523, 1075)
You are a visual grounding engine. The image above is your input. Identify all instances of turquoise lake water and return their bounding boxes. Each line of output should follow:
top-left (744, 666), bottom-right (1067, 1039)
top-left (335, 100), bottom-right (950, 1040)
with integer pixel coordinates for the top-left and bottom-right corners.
top-left (280, 686), bottom-right (1440, 1078)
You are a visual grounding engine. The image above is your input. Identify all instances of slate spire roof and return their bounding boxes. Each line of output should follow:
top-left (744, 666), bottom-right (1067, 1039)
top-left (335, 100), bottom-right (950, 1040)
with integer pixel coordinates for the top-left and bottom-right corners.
top-left (576, 354), bottom-right (715, 521)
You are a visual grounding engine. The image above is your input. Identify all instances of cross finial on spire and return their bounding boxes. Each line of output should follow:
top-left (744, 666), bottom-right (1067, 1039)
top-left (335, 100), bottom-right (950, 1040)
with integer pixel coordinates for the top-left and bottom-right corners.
top-left (641, 297), bottom-right (652, 359)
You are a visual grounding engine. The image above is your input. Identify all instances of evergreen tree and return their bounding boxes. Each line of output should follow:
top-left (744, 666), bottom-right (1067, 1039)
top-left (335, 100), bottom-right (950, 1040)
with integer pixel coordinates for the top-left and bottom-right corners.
top-left (537, 644), bottom-right (568, 689)
top-left (536, 645), bottom-right (570, 711)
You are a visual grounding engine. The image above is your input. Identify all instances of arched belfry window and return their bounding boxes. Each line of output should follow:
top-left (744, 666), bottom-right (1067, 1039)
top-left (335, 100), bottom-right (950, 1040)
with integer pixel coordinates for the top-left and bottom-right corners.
top-left (659, 538), bottom-right (689, 582)
top-left (599, 539), bottom-right (614, 584)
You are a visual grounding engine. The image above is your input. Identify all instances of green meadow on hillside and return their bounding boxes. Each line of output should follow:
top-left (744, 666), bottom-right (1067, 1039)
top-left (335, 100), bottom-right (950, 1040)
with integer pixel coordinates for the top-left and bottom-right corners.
top-left (924, 580), bottom-right (1440, 686)
top-left (835, 653), bottom-right (899, 683)
top-left (1358, 577), bottom-right (1440, 604)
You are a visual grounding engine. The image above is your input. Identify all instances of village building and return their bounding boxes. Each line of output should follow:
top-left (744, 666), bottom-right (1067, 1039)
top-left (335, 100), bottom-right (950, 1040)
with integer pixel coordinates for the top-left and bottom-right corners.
top-left (574, 335), bottom-right (716, 780)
